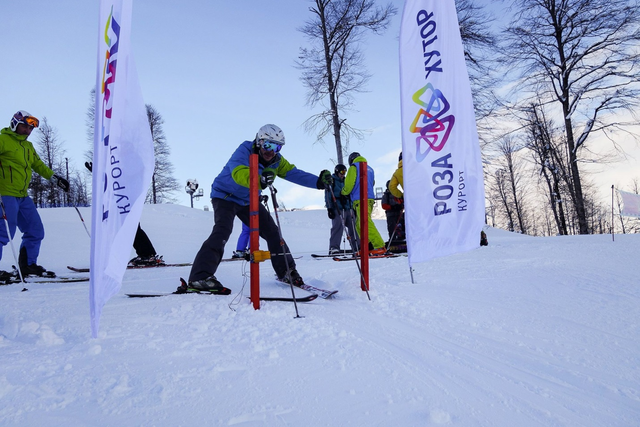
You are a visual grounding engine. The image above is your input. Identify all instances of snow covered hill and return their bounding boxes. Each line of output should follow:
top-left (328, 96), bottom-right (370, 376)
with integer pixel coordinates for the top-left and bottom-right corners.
top-left (1, 204), bottom-right (639, 426)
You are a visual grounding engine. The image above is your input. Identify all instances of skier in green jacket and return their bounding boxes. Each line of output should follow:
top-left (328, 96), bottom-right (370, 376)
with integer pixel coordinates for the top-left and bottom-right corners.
top-left (0, 111), bottom-right (70, 280)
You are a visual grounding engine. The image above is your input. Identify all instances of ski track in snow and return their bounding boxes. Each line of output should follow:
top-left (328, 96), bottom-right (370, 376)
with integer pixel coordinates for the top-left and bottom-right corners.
top-left (1, 205), bottom-right (639, 426)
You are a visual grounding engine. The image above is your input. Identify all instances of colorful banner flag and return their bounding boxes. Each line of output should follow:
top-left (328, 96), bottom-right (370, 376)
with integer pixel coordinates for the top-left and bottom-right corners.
top-left (399, 0), bottom-right (485, 265)
top-left (618, 190), bottom-right (640, 217)
top-left (91, 0), bottom-right (154, 337)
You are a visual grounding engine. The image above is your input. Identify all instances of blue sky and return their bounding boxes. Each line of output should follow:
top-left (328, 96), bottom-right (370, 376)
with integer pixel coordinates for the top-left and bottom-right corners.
top-left (1, 0), bottom-right (408, 210)
top-left (1, 0), bottom-right (636, 211)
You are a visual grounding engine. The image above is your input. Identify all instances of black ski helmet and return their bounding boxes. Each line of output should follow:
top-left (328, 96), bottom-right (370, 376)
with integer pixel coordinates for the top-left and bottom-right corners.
top-left (348, 152), bottom-right (360, 166)
top-left (334, 164), bottom-right (347, 175)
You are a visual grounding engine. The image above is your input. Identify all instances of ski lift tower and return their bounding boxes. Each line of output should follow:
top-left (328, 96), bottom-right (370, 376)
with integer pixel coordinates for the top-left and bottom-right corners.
top-left (186, 179), bottom-right (203, 208)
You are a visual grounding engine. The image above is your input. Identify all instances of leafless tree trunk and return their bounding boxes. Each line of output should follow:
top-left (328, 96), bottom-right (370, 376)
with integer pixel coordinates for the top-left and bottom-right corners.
top-left (497, 137), bottom-right (530, 233)
top-left (524, 103), bottom-right (569, 235)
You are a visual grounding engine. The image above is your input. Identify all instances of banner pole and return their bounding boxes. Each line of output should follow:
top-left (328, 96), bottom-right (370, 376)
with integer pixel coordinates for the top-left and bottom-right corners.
top-left (250, 154), bottom-right (260, 309)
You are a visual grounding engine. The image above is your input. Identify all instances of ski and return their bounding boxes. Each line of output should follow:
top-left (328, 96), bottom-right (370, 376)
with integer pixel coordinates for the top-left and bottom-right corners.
top-left (275, 278), bottom-right (338, 299)
top-left (127, 292), bottom-right (317, 302)
top-left (311, 251), bottom-right (353, 258)
top-left (247, 294), bottom-right (318, 303)
top-left (127, 291), bottom-right (223, 298)
top-left (221, 255), bottom-right (302, 263)
top-left (1, 276), bottom-right (90, 285)
top-left (67, 262), bottom-right (192, 273)
top-left (29, 276), bottom-right (90, 283)
top-left (332, 253), bottom-right (401, 262)
top-left (127, 277), bottom-right (231, 297)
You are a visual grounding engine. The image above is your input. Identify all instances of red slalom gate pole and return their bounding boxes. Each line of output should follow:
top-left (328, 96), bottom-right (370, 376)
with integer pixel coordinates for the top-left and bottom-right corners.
top-left (359, 161), bottom-right (369, 292)
top-left (250, 154), bottom-right (260, 309)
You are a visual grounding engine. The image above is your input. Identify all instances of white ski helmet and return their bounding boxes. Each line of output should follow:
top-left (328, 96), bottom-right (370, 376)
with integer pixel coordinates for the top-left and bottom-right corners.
top-left (10, 110), bottom-right (39, 131)
top-left (256, 124), bottom-right (285, 147)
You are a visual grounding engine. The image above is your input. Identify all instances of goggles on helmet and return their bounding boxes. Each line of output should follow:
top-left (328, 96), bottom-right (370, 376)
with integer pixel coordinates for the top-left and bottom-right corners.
top-left (260, 140), bottom-right (283, 153)
top-left (24, 116), bottom-right (39, 128)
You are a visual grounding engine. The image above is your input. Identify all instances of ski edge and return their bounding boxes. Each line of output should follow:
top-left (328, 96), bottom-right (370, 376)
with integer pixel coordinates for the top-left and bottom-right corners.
top-left (248, 294), bottom-right (318, 303)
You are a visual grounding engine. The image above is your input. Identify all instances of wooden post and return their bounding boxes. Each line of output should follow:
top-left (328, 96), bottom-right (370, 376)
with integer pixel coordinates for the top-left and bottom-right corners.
top-left (250, 154), bottom-right (260, 309)
top-left (359, 161), bottom-right (369, 292)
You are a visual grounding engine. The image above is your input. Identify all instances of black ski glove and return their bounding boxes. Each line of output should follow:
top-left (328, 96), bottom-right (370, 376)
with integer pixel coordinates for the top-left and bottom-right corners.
top-left (85, 161), bottom-right (93, 172)
top-left (327, 208), bottom-right (336, 220)
top-left (316, 170), bottom-right (333, 189)
top-left (51, 174), bottom-right (70, 192)
top-left (260, 170), bottom-right (276, 189)
top-left (260, 195), bottom-right (269, 204)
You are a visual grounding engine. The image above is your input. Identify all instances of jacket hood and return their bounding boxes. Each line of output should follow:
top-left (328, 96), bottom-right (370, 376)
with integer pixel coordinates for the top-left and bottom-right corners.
top-left (350, 155), bottom-right (367, 165)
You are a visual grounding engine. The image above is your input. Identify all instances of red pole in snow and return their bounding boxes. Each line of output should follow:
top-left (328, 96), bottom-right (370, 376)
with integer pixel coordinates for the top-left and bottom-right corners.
top-left (250, 154), bottom-right (260, 309)
top-left (359, 161), bottom-right (369, 292)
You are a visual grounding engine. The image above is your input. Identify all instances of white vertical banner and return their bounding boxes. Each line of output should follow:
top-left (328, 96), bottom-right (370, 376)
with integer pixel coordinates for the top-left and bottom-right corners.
top-left (91, 0), bottom-right (154, 337)
top-left (618, 190), bottom-right (640, 217)
top-left (399, 0), bottom-right (485, 265)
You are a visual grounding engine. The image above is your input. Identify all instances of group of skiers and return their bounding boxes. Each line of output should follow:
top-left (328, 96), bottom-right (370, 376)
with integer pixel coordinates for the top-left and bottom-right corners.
top-left (187, 124), bottom-right (406, 294)
top-left (325, 152), bottom-right (405, 256)
top-left (0, 112), bottom-right (407, 292)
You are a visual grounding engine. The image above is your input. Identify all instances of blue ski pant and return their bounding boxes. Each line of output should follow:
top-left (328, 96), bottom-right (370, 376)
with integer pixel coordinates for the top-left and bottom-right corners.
top-left (0, 196), bottom-right (45, 265)
top-left (235, 222), bottom-right (250, 252)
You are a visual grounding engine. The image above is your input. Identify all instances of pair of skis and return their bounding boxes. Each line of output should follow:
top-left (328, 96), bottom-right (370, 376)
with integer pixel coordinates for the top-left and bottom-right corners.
top-left (311, 252), bottom-right (401, 261)
top-left (126, 277), bottom-right (333, 302)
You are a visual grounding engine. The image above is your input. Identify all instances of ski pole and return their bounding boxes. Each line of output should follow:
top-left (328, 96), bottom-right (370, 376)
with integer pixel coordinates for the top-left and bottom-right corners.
top-left (325, 184), bottom-right (370, 300)
top-left (267, 185), bottom-right (302, 318)
top-left (74, 205), bottom-right (91, 238)
top-left (0, 194), bottom-right (25, 284)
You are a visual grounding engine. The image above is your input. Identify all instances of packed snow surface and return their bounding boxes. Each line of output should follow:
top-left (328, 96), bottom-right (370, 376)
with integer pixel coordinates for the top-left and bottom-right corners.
top-left (1, 204), bottom-right (638, 426)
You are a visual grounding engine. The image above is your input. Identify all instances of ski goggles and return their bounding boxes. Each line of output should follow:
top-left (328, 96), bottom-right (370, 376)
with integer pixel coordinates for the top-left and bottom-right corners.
top-left (260, 140), bottom-right (283, 153)
top-left (24, 116), bottom-right (39, 128)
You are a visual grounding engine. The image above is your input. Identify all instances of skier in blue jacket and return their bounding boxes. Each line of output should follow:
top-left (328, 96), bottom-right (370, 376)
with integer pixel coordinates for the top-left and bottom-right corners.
top-left (188, 124), bottom-right (333, 292)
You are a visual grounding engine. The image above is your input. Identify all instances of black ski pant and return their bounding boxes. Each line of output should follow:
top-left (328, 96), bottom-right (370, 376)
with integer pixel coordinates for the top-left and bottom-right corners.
top-left (133, 224), bottom-right (156, 257)
top-left (188, 198), bottom-right (295, 283)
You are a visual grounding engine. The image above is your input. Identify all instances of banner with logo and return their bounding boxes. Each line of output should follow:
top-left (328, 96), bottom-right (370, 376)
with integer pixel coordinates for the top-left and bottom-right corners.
top-left (618, 190), bottom-right (640, 217)
top-left (399, 0), bottom-right (485, 265)
top-left (91, 0), bottom-right (154, 337)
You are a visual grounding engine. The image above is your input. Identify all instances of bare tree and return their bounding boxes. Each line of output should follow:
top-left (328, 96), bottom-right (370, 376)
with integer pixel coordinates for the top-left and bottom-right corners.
top-left (297, 0), bottom-right (397, 164)
top-left (495, 137), bottom-right (531, 233)
top-left (146, 105), bottom-right (179, 204)
top-left (524, 103), bottom-right (569, 235)
top-left (488, 168), bottom-right (517, 232)
top-left (30, 118), bottom-right (67, 207)
top-left (85, 88), bottom-right (96, 164)
top-left (503, 0), bottom-right (640, 234)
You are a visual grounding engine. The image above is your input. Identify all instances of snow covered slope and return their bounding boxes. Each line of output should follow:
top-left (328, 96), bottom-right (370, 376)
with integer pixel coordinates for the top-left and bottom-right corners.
top-left (1, 204), bottom-right (638, 426)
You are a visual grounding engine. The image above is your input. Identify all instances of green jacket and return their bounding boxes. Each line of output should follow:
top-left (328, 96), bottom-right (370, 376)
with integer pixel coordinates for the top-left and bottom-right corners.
top-left (0, 127), bottom-right (54, 197)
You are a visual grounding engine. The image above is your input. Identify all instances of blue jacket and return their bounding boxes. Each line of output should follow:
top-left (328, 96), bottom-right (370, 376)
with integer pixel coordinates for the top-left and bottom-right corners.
top-left (325, 173), bottom-right (351, 211)
top-left (211, 139), bottom-right (318, 206)
top-left (341, 155), bottom-right (375, 202)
